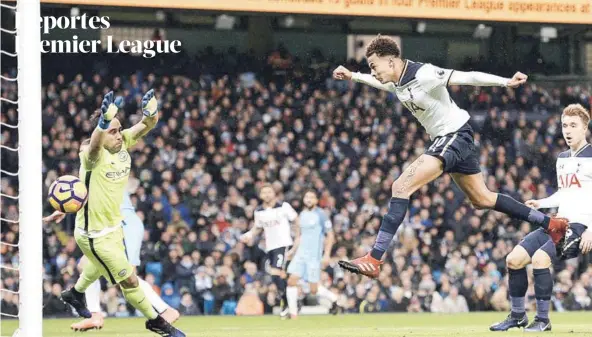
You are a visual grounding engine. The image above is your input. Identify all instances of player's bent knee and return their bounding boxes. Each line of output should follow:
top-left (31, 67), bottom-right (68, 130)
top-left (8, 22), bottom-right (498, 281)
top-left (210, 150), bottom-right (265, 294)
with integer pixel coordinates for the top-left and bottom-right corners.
top-left (506, 247), bottom-right (530, 270)
top-left (119, 273), bottom-right (139, 289)
top-left (469, 191), bottom-right (497, 210)
top-left (77, 256), bottom-right (90, 272)
top-left (532, 250), bottom-right (552, 269)
top-left (269, 268), bottom-right (283, 276)
top-left (391, 181), bottom-right (411, 199)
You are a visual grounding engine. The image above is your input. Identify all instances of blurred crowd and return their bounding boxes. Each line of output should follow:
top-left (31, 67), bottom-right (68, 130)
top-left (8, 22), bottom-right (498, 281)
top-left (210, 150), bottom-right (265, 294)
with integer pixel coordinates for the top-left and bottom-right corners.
top-left (1, 46), bottom-right (592, 318)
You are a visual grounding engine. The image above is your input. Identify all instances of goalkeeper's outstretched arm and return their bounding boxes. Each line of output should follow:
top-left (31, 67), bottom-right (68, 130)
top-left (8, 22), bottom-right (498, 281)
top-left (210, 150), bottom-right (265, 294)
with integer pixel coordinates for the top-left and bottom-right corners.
top-left (127, 89), bottom-right (159, 142)
top-left (87, 92), bottom-right (122, 166)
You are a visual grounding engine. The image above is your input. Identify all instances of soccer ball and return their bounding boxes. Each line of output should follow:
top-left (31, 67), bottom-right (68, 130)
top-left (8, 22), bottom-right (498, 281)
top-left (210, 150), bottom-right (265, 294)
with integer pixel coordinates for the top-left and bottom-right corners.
top-left (48, 175), bottom-right (88, 213)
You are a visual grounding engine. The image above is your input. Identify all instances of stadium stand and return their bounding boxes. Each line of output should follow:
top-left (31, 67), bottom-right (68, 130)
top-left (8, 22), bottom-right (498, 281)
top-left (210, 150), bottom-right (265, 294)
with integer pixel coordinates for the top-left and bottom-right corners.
top-left (1, 47), bottom-right (592, 317)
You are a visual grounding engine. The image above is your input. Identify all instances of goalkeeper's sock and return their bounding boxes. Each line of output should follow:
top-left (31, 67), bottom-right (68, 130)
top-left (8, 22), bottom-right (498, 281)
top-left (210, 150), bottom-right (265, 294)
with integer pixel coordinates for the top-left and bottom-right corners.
top-left (286, 286), bottom-right (298, 316)
top-left (122, 285), bottom-right (158, 320)
top-left (74, 260), bottom-right (102, 293)
top-left (139, 277), bottom-right (169, 314)
top-left (85, 279), bottom-right (102, 313)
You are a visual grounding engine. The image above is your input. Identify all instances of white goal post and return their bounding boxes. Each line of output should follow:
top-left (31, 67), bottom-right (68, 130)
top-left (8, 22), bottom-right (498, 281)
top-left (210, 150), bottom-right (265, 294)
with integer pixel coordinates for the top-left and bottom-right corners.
top-left (15, 0), bottom-right (43, 336)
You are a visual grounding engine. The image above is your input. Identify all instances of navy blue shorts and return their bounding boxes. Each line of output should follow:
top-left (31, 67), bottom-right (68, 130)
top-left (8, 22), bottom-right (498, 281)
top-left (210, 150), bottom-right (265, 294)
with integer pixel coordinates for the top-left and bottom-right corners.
top-left (557, 223), bottom-right (586, 260)
top-left (519, 223), bottom-right (586, 261)
top-left (267, 246), bottom-right (291, 271)
top-left (425, 123), bottom-right (481, 175)
top-left (518, 228), bottom-right (557, 262)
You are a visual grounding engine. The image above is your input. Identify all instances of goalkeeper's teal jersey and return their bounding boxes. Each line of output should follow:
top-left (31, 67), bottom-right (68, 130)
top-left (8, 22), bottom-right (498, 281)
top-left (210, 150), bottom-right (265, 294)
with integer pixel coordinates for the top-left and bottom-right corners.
top-left (75, 129), bottom-right (137, 236)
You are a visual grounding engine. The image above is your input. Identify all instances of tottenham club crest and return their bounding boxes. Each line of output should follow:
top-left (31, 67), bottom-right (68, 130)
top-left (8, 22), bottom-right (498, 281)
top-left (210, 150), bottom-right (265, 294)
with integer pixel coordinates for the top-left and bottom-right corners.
top-left (118, 150), bottom-right (129, 162)
top-left (435, 68), bottom-right (445, 78)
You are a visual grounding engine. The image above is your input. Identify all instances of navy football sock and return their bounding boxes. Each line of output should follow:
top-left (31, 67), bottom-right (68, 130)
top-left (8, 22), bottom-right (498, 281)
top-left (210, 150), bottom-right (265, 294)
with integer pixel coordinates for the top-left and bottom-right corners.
top-left (494, 194), bottom-right (551, 229)
top-left (272, 274), bottom-right (286, 300)
top-left (508, 268), bottom-right (528, 317)
top-left (534, 268), bottom-right (553, 322)
top-left (370, 197), bottom-right (409, 260)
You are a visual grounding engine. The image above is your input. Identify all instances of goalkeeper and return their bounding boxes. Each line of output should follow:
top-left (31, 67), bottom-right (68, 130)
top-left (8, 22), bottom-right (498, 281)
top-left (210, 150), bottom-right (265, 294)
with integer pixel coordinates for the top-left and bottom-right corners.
top-left (57, 90), bottom-right (185, 337)
top-left (44, 190), bottom-right (180, 331)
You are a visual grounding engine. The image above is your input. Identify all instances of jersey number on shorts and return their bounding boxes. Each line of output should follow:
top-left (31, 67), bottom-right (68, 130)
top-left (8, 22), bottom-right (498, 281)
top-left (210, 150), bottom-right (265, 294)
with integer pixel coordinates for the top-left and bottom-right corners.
top-left (276, 254), bottom-right (284, 268)
top-left (428, 136), bottom-right (448, 152)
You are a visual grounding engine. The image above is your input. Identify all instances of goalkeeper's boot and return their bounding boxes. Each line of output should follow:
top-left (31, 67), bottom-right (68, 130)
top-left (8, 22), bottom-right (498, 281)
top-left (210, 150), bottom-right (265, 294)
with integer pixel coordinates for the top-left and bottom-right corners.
top-left (71, 312), bottom-right (104, 331)
top-left (524, 317), bottom-right (552, 332)
top-left (146, 315), bottom-right (186, 337)
top-left (338, 253), bottom-right (382, 279)
top-left (61, 288), bottom-right (92, 318)
top-left (489, 313), bottom-right (529, 331)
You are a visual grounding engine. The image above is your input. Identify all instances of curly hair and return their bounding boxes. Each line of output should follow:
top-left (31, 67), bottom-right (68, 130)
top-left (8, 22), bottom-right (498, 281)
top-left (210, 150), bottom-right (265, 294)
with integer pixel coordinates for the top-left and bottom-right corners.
top-left (365, 34), bottom-right (401, 58)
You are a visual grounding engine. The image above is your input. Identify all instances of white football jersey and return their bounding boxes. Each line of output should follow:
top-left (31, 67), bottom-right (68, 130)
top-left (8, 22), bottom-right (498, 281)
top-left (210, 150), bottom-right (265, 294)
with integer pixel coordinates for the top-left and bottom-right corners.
top-left (254, 201), bottom-right (298, 252)
top-left (352, 60), bottom-right (470, 139)
top-left (555, 144), bottom-right (592, 226)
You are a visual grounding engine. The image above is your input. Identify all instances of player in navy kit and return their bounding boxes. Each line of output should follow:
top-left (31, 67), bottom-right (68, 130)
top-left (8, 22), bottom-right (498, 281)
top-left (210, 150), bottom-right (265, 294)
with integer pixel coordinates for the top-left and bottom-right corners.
top-left (239, 184), bottom-right (299, 316)
top-left (332, 34), bottom-right (569, 278)
top-left (490, 104), bottom-right (592, 332)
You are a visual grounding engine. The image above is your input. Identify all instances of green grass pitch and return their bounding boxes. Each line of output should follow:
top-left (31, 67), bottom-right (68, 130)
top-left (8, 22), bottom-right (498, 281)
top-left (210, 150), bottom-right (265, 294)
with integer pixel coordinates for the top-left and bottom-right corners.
top-left (1, 312), bottom-right (591, 337)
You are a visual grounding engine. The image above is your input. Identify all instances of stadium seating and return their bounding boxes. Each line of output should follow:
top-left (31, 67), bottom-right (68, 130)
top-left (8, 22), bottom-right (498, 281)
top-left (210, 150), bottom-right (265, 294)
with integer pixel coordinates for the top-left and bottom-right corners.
top-left (1, 48), bottom-right (592, 316)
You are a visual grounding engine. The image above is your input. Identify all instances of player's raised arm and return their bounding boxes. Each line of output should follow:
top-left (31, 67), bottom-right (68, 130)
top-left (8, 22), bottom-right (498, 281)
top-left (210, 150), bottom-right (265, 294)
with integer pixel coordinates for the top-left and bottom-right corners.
top-left (126, 89), bottom-right (160, 142)
top-left (417, 64), bottom-right (527, 91)
top-left (85, 91), bottom-right (123, 168)
top-left (333, 65), bottom-right (394, 92)
top-left (448, 70), bottom-right (527, 88)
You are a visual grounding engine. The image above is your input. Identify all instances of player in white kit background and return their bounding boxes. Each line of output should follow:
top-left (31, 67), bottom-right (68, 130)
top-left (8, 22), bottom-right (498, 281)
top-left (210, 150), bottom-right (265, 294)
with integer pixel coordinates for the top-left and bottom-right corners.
top-left (490, 104), bottom-right (592, 332)
top-left (240, 184), bottom-right (299, 315)
top-left (285, 190), bottom-right (339, 319)
top-left (43, 191), bottom-right (179, 330)
top-left (332, 34), bottom-right (569, 279)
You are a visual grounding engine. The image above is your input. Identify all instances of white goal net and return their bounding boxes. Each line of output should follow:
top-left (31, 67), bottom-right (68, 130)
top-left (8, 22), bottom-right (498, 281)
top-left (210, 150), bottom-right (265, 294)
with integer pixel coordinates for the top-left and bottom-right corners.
top-left (1, 0), bottom-right (43, 336)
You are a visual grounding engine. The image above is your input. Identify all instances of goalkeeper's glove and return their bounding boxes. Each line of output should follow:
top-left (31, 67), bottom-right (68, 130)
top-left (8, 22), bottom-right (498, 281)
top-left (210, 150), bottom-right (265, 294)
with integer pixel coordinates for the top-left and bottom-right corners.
top-left (142, 89), bottom-right (158, 117)
top-left (98, 91), bottom-right (123, 130)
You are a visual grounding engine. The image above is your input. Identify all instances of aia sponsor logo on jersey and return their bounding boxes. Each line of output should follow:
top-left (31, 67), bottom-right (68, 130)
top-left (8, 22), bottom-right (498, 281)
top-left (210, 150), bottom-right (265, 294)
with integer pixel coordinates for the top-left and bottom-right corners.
top-left (260, 220), bottom-right (281, 228)
top-left (559, 173), bottom-right (582, 188)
